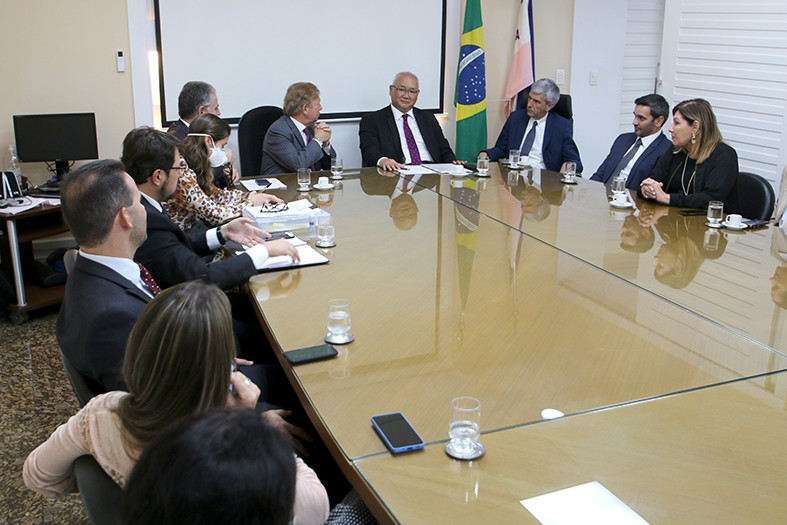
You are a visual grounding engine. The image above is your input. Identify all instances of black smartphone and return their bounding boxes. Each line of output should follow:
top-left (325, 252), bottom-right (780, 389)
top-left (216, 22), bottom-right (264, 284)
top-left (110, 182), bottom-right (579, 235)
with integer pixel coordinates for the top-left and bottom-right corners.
top-left (255, 178), bottom-right (271, 188)
top-left (371, 412), bottom-right (425, 454)
top-left (743, 219), bottom-right (770, 228)
top-left (678, 209), bottom-right (707, 216)
top-left (265, 232), bottom-right (295, 241)
top-left (284, 344), bottom-right (338, 365)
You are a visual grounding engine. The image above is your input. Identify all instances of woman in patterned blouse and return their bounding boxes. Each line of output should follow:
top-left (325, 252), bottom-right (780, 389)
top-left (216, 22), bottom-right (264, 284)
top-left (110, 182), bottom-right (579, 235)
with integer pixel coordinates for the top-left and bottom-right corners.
top-left (164, 113), bottom-right (282, 230)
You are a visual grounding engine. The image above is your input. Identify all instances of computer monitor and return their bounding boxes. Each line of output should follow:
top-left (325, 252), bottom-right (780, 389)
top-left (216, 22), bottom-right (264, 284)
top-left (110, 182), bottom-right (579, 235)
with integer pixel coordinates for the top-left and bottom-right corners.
top-left (13, 113), bottom-right (98, 180)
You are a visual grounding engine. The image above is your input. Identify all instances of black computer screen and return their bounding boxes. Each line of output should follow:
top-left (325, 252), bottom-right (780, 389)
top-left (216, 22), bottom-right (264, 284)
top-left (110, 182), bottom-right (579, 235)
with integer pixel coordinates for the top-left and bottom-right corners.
top-left (13, 113), bottom-right (98, 163)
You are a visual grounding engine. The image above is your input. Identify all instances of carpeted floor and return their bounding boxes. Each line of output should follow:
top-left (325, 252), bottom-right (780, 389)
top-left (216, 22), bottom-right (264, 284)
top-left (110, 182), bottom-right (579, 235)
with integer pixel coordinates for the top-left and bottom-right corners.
top-left (0, 306), bottom-right (88, 524)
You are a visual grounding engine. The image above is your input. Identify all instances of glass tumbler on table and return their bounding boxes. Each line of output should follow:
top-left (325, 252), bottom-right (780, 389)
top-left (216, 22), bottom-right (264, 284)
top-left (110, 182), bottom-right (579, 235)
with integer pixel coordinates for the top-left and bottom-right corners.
top-left (508, 149), bottom-right (521, 167)
top-left (330, 158), bottom-right (343, 180)
top-left (315, 215), bottom-right (336, 248)
top-left (445, 396), bottom-right (485, 460)
top-left (476, 156), bottom-right (489, 177)
top-left (707, 200), bottom-right (723, 227)
top-left (297, 168), bottom-right (311, 191)
top-left (325, 299), bottom-right (354, 344)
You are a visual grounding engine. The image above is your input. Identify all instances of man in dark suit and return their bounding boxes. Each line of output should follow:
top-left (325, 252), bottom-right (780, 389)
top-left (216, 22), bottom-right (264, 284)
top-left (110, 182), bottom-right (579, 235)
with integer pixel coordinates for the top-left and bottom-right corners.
top-left (260, 82), bottom-right (336, 175)
top-left (591, 94), bottom-right (672, 189)
top-left (166, 81), bottom-right (221, 141)
top-left (359, 71), bottom-right (460, 171)
top-left (57, 159), bottom-right (153, 392)
top-left (122, 127), bottom-right (298, 290)
top-left (481, 78), bottom-right (582, 173)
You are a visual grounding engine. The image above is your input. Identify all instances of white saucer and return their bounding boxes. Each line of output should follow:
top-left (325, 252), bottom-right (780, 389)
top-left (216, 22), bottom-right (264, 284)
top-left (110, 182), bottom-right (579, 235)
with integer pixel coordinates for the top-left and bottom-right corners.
top-left (313, 183), bottom-right (334, 191)
top-left (609, 200), bottom-right (633, 209)
top-left (722, 221), bottom-right (747, 230)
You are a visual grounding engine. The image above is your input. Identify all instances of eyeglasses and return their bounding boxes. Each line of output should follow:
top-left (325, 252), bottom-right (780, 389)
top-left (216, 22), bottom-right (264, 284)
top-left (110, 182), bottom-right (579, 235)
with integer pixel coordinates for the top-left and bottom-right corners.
top-left (260, 202), bottom-right (288, 213)
top-left (392, 86), bottom-right (420, 96)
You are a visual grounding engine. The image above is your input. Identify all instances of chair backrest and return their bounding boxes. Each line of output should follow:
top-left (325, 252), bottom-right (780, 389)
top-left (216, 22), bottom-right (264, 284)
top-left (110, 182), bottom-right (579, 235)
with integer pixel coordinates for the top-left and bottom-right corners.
top-left (238, 106), bottom-right (283, 177)
top-left (551, 94), bottom-right (573, 122)
top-left (74, 455), bottom-right (122, 525)
top-left (60, 347), bottom-right (104, 407)
top-left (725, 171), bottom-right (775, 221)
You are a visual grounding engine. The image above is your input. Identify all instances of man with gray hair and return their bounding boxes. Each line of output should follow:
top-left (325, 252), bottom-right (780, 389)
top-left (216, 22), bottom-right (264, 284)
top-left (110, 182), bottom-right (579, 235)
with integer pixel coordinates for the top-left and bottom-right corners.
top-left (167, 81), bottom-right (221, 140)
top-left (260, 82), bottom-right (336, 175)
top-left (359, 71), bottom-right (458, 171)
top-left (481, 78), bottom-right (582, 173)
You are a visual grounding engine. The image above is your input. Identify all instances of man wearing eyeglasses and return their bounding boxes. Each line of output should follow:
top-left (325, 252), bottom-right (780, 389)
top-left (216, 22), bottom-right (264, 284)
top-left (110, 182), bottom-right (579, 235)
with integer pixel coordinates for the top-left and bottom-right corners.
top-left (360, 71), bottom-right (459, 172)
top-left (122, 127), bottom-right (299, 291)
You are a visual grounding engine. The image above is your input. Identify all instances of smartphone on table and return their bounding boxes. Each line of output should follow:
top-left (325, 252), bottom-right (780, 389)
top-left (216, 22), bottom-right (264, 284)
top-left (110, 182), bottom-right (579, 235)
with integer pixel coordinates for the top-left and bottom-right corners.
top-left (371, 412), bottom-right (425, 454)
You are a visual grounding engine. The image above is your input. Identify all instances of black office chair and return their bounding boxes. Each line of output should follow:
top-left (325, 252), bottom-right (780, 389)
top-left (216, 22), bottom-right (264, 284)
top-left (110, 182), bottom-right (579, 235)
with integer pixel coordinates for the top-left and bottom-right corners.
top-left (60, 347), bottom-right (104, 407)
top-left (238, 106), bottom-right (283, 177)
top-left (74, 455), bottom-right (122, 525)
top-left (551, 94), bottom-right (573, 122)
top-left (725, 171), bottom-right (775, 221)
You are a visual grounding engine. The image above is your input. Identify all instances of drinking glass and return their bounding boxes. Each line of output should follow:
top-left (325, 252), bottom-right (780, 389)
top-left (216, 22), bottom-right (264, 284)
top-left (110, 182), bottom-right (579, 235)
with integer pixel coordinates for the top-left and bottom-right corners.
top-left (563, 161), bottom-right (577, 182)
top-left (297, 168), bottom-right (311, 191)
top-left (315, 215), bottom-right (336, 248)
top-left (445, 396), bottom-right (485, 460)
top-left (325, 299), bottom-right (354, 344)
top-left (330, 158), bottom-right (344, 180)
top-left (707, 200), bottom-right (723, 227)
top-left (508, 149), bottom-right (521, 167)
top-left (476, 156), bottom-right (489, 177)
top-left (611, 176), bottom-right (626, 194)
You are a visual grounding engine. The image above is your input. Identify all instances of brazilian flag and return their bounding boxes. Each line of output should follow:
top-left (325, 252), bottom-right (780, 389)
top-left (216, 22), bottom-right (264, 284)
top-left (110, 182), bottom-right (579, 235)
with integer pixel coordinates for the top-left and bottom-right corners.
top-left (455, 0), bottom-right (487, 162)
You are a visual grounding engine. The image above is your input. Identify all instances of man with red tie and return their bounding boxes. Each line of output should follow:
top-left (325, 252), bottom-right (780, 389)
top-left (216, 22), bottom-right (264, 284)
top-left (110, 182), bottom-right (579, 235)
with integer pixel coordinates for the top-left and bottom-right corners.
top-left (57, 160), bottom-right (155, 393)
top-left (360, 71), bottom-right (461, 171)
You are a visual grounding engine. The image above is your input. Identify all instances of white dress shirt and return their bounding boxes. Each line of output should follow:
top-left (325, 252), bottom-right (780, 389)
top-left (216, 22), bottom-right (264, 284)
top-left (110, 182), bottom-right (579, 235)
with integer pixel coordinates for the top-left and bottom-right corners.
top-left (78, 250), bottom-right (153, 298)
top-left (519, 114), bottom-right (548, 169)
top-left (388, 105), bottom-right (434, 164)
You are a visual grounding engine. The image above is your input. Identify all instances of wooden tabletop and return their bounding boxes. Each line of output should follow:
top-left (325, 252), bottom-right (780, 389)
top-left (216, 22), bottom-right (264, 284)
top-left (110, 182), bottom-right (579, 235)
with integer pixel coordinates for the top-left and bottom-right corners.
top-left (248, 168), bottom-right (787, 523)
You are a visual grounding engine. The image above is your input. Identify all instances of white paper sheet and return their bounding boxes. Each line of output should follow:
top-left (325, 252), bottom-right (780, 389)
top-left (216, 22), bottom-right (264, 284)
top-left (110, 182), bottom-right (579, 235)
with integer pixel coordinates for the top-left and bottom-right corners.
top-left (241, 177), bottom-right (287, 191)
top-left (521, 481), bottom-right (649, 525)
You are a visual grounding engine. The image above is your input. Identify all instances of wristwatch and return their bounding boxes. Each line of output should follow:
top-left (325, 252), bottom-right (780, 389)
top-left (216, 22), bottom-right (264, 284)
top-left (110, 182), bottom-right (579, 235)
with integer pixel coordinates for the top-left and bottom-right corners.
top-left (216, 226), bottom-right (226, 245)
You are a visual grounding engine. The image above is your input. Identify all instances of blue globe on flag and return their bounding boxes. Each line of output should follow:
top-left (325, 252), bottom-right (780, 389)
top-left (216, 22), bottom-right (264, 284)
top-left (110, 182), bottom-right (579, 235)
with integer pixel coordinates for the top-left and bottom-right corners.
top-left (457, 44), bottom-right (486, 105)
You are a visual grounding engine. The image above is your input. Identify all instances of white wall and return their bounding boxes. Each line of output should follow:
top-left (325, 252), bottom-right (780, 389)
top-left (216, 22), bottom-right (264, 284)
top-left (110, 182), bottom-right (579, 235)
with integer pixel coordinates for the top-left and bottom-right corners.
top-left (570, 0), bottom-right (628, 175)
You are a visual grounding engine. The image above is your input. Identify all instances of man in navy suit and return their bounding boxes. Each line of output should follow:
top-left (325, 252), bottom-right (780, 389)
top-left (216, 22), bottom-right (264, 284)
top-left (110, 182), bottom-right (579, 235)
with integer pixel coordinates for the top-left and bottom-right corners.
top-left (480, 78), bottom-right (582, 173)
top-left (590, 93), bottom-right (672, 189)
top-left (359, 71), bottom-right (460, 171)
top-left (57, 159), bottom-right (153, 392)
top-left (260, 82), bottom-right (336, 175)
top-left (122, 127), bottom-right (298, 290)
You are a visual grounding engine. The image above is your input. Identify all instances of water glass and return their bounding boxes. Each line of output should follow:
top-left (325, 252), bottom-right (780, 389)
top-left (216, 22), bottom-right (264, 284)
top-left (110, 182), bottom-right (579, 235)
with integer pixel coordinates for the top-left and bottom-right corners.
top-left (563, 161), bottom-right (577, 182)
top-left (611, 176), bottom-right (626, 194)
top-left (476, 156), bottom-right (489, 177)
top-left (316, 215), bottom-right (336, 248)
top-left (325, 299), bottom-right (354, 344)
top-left (508, 149), bottom-right (521, 167)
top-left (445, 396), bottom-right (485, 460)
top-left (330, 158), bottom-right (343, 180)
top-left (707, 200), bottom-right (723, 226)
top-left (297, 168), bottom-right (311, 191)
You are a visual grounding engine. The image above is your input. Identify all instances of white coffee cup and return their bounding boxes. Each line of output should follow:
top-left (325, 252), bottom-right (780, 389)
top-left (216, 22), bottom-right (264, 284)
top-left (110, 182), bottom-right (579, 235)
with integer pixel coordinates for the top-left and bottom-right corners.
top-left (317, 176), bottom-right (329, 188)
top-left (725, 213), bottom-right (743, 226)
top-left (613, 192), bottom-right (628, 205)
top-left (451, 164), bottom-right (465, 175)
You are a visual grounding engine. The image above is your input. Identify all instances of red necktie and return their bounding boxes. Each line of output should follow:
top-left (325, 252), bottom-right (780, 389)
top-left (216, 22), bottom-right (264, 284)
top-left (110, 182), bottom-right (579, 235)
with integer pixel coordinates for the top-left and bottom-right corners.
top-left (136, 262), bottom-right (162, 296)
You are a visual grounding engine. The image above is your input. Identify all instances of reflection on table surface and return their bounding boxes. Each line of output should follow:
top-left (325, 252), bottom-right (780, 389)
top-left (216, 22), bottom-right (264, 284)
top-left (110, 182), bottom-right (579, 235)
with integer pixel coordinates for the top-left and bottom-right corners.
top-left (248, 169), bottom-right (787, 523)
top-left (355, 370), bottom-right (787, 524)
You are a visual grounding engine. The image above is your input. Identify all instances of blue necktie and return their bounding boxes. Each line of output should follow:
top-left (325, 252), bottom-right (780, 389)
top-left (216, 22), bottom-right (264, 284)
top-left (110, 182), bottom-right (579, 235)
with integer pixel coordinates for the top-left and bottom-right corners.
top-left (610, 138), bottom-right (642, 184)
top-left (520, 121), bottom-right (537, 156)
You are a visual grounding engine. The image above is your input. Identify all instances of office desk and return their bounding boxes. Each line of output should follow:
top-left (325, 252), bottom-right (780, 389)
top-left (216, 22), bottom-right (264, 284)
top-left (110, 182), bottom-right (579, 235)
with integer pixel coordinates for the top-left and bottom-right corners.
top-left (250, 170), bottom-right (787, 523)
top-left (0, 204), bottom-right (68, 323)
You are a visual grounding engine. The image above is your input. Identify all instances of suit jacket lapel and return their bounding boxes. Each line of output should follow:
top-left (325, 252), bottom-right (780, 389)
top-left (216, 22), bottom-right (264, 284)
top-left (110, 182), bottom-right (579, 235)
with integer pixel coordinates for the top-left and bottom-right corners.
top-left (74, 255), bottom-right (152, 303)
top-left (385, 107), bottom-right (404, 162)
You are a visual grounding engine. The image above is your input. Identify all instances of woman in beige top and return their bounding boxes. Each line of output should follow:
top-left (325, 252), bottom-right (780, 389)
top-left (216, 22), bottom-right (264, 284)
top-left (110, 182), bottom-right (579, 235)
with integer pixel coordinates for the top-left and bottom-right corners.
top-left (23, 281), bottom-right (329, 525)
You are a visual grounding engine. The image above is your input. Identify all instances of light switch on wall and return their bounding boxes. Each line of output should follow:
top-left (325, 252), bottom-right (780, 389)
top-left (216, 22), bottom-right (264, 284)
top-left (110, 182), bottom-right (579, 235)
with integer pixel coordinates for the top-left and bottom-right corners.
top-left (589, 70), bottom-right (599, 86)
top-left (556, 69), bottom-right (565, 85)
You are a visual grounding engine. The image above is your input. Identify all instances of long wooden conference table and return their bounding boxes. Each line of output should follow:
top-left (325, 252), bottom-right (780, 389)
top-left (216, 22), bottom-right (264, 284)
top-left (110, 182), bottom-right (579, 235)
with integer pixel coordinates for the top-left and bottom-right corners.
top-left (248, 165), bottom-right (787, 524)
